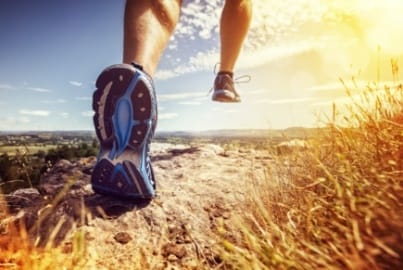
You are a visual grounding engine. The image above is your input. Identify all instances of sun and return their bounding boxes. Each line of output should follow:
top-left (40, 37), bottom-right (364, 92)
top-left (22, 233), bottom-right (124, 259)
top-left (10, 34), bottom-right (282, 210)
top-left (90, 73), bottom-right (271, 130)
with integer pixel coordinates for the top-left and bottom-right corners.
top-left (328, 0), bottom-right (403, 55)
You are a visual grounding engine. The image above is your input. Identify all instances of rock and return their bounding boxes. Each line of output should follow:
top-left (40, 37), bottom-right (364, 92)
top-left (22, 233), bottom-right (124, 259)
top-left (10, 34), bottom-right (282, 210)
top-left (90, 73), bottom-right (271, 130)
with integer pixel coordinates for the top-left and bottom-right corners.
top-left (161, 243), bottom-right (187, 259)
top-left (168, 146), bottom-right (200, 156)
top-left (7, 188), bottom-right (43, 210)
top-left (39, 159), bottom-right (92, 196)
top-left (3, 157), bottom-right (99, 247)
top-left (276, 139), bottom-right (310, 155)
top-left (114, 232), bottom-right (132, 244)
top-left (167, 254), bottom-right (178, 262)
top-left (202, 144), bottom-right (224, 155)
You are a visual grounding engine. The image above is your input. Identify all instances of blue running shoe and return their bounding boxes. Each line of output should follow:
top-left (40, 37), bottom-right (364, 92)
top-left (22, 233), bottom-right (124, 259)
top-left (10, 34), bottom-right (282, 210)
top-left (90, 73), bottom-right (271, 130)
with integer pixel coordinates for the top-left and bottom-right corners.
top-left (91, 63), bottom-right (157, 199)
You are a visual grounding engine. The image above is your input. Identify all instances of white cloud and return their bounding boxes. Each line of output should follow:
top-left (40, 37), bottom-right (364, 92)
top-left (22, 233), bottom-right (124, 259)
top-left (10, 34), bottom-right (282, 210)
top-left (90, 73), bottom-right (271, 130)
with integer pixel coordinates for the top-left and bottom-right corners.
top-left (178, 101), bottom-right (202, 105)
top-left (223, 109), bottom-right (238, 113)
top-left (311, 81), bottom-right (402, 107)
top-left (159, 113), bottom-right (178, 120)
top-left (155, 70), bottom-right (178, 80)
top-left (154, 0), bottom-right (330, 80)
top-left (238, 41), bottom-right (327, 71)
top-left (19, 109), bottom-right (50, 116)
top-left (156, 50), bottom-right (218, 80)
top-left (256, 97), bottom-right (317, 105)
top-left (158, 91), bottom-right (206, 102)
top-left (41, 99), bottom-right (67, 104)
top-left (308, 83), bottom-right (345, 93)
top-left (161, 0), bottom-right (402, 81)
top-left (156, 40), bottom-right (324, 80)
top-left (26, 87), bottom-right (52, 93)
top-left (81, 111), bottom-right (94, 117)
top-left (210, 106), bottom-right (240, 114)
top-left (0, 84), bottom-right (14, 90)
top-left (308, 80), bottom-right (399, 93)
top-left (244, 0), bottom-right (326, 50)
top-left (249, 89), bottom-right (266, 95)
top-left (175, 1), bottom-right (221, 41)
top-left (69, 81), bottom-right (83, 87)
top-left (0, 117), bottom-right (30, 128)
top-left (19, 116), bottom-right (31, 123)
top-left (76, 96), bottom-right (92, 101)
top-left (60, 112), bottom-right (69, 118)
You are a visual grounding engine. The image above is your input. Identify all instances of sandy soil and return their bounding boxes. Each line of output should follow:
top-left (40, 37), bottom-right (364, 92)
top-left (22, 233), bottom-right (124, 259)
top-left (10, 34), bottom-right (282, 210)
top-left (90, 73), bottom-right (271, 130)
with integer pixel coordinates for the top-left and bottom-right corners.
top-left (85, 143), bottom-right (272, 269)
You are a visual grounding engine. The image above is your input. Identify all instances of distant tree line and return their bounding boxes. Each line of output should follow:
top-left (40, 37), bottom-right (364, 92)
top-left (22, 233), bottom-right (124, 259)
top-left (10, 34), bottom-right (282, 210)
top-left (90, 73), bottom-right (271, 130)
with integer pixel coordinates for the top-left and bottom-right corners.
top-left (0, 141), bottom-right (98, 193)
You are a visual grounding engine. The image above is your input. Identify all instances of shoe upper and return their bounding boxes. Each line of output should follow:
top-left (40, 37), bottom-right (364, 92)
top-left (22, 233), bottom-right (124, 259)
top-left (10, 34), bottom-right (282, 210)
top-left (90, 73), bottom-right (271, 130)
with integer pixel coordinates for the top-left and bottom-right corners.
top-left (212, 74), bottom-right (241, 103)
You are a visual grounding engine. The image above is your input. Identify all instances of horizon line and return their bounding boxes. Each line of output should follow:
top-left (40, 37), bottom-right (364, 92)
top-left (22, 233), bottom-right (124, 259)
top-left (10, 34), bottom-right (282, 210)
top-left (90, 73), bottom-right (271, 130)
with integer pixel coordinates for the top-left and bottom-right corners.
top-left (0, 126), bottom-right (322, 134)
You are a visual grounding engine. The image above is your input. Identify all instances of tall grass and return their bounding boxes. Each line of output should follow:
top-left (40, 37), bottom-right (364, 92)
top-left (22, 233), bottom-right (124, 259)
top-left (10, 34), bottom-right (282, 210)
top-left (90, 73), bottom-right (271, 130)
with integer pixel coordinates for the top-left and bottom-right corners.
top-left (219, 63), bottom-right (402, 269)
top-left (0, 177), bottom-right (89, 270)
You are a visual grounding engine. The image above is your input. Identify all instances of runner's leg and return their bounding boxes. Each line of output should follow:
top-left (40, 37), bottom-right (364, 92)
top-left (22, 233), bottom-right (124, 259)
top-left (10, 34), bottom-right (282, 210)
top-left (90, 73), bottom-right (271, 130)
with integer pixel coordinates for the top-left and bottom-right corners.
top-left (123, 0), bottom-right (182, 76)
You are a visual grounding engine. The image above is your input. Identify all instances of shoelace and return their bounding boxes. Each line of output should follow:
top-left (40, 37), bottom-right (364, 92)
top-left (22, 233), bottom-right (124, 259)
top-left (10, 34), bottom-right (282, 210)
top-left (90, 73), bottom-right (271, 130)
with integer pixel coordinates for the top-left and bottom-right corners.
top-left (207, 74), bottom-right (251, 95)
top-left (207, 63), bottom-right (251, 95)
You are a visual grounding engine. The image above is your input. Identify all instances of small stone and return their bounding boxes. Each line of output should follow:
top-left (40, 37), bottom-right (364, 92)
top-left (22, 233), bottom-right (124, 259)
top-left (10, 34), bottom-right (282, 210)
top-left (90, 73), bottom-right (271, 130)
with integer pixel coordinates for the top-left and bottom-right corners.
top-left (62, 242), bottom-right (73, 253)
top-left (167, 254), bottom-right (178, 262)
top-left (114, 232), bottom-right (132, 244)
top-left (183, 237), bottom-right (192, 244)
top-left (161, 243), bottom-right (187, 259)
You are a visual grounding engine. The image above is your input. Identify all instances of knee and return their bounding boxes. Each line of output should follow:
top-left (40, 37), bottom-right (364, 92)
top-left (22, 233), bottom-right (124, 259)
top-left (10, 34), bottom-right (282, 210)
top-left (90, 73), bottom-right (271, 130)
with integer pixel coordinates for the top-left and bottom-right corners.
top-left (151, 0), bottom-right (181, 32)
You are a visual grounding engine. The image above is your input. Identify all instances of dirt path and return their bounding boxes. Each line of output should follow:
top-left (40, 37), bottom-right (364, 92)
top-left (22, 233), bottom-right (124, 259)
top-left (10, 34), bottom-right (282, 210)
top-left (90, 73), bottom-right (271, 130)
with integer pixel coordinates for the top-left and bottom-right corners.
top-left (3, 143), bottom-right (273, 269)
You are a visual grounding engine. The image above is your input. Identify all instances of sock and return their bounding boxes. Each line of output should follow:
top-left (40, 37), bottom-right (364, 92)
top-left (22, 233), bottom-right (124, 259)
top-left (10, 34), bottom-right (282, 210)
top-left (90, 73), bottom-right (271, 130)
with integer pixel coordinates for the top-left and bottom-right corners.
top-left (131, 62), bottom-right (143, 71)
top-left (218, 71), bottom-right (233, 78)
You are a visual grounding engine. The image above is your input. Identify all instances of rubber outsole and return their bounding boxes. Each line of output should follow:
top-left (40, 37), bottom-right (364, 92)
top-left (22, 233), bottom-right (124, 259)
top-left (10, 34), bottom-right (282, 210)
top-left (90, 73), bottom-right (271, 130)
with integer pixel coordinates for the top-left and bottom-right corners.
top-left (91, 64), bottom-right (156, 199)
top-left (212, 89), bottom-right (241, 103)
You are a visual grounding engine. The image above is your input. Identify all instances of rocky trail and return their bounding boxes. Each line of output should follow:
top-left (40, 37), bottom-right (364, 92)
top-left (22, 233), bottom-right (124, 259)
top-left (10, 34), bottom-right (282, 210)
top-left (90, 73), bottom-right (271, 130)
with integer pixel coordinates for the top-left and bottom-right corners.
top-left (1, 143), bottom-right (273, 269)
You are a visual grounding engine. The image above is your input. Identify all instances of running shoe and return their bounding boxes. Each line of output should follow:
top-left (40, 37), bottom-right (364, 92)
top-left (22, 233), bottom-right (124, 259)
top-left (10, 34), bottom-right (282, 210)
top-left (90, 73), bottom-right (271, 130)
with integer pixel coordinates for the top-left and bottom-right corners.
top-left (91, 63), bottom-right (157, 199)
top-left (212, 73), bottom-right (241, 103)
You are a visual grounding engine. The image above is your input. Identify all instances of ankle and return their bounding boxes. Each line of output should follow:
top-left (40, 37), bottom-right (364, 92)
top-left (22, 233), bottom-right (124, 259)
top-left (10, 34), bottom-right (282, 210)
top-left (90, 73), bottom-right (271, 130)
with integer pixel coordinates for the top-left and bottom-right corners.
top-left (217, 71), bottom-right (234, 78)
top-left (132, 61), bottom-right (144, 71)
top-left (131, 62), bottom-right (154, 81)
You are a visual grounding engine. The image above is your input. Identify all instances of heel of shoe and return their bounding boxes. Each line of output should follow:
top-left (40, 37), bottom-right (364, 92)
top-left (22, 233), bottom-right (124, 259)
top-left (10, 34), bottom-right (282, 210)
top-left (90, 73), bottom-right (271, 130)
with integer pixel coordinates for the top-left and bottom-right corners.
top-left (91, 158), bottom-right (155, 199)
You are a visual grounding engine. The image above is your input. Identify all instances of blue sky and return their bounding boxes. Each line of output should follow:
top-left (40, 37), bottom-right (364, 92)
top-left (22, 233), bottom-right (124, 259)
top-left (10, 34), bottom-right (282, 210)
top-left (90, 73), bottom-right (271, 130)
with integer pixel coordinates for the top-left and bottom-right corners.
top-left (1, 0), bottom-right (403, 131)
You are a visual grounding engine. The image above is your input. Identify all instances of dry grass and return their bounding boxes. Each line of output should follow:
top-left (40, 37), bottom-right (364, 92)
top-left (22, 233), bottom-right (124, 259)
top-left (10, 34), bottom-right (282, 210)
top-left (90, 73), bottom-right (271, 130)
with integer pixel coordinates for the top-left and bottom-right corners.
top-left (218, 64), bottom-right (403, 269)
top-left (0, 180), bottom-right (90, 270)
top-left (0, 226), bottom-right (88, 270)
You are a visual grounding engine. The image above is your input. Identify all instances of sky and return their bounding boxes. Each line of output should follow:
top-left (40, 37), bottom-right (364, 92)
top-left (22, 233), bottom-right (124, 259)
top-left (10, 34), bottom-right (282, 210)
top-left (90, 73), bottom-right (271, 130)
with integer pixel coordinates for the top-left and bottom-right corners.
top-left (1, 0), bottom-right (403, 131)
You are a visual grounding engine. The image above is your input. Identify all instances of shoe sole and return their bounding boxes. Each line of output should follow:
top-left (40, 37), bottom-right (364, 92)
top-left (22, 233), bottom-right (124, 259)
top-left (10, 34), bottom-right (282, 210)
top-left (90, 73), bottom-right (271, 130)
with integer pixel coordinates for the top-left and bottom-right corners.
top-left (212, 89), bottom-right (241, 103)
top-left (91, 64), bottom-right (156, 199)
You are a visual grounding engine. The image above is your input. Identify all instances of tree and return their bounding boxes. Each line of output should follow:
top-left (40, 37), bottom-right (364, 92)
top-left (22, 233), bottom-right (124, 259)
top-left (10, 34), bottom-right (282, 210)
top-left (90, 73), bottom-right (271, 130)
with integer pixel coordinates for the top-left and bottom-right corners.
top-left (0, 154), bottom-right (11, 181)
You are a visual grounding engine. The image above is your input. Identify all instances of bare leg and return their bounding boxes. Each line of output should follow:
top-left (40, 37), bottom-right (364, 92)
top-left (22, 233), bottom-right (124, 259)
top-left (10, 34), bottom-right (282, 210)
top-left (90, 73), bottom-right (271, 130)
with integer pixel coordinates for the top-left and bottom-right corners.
top-left (123, 0), bottom-right (182, 76)
top-left (219, 0), bottom-right (252, 73)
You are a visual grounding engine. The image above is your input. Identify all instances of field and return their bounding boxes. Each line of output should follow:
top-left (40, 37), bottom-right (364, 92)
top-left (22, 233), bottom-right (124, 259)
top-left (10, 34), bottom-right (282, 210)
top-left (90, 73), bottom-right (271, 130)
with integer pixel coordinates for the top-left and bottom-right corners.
top-left (0, 145), bottom-right (57, 156)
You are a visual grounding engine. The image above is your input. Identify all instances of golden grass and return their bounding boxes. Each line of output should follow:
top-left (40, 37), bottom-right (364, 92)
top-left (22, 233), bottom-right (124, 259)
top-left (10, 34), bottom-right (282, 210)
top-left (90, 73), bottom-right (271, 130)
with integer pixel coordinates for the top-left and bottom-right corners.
top-left (218, 64), bottom-right (403, 269)
top-left (0, 226), bottom-right (88, 270)
top-left (0, 176), bottom-right (90, 270)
